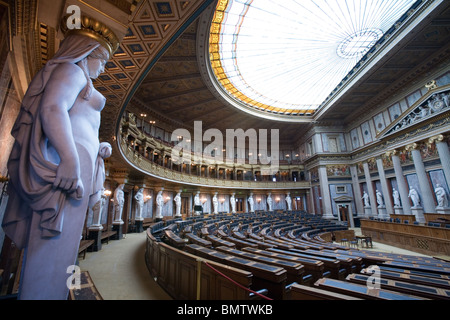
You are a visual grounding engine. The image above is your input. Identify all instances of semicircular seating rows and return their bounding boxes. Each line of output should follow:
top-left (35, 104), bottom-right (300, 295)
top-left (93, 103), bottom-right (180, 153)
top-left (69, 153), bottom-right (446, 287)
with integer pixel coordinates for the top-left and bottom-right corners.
top-left (146, 211), bottom-right (450, 300)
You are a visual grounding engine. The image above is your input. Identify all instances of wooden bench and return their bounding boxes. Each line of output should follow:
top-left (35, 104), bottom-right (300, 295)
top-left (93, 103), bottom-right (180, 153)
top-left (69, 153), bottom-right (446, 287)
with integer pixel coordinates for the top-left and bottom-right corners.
top-left (381, 260), bottom-right (450, 276)
top-left (143, 218), bottom-right (153, 229)
top-left (377, 265), bottom-right (450, 281)
top-left (100, 230), bottom-right (117, 244)
top-left (206, 234), bottom-right (236, 249)
top-left (185, 233), bottom-right (213, 248)
top-left (346, 273), bottom-right (450, 300)
top-left (302, 248), bottom-right (363, 274)
top-left (216, 246), bottom-right (308, 285)
top-left (290, 283), bottom-right (362, 300)
top-left (360, 266), bottom-right (450, 289)
top-left (78, 240), bottom-right (94, 260)
top-left (314, 277), bottom-right (427, 300)
top-left (225, 236), bottom-right (258, 250)
top-left (268, 247), bottom-right (346, 280)
top-left (243, 247), bottom-right (327, 283)
top-left (185, 244), bottom-right (288, 299)
top-left (163, 230), bottom-right (186, 249)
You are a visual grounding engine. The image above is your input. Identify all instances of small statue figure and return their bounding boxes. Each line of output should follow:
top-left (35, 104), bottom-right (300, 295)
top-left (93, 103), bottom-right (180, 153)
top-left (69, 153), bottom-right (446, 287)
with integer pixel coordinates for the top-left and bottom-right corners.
top-left (248, 193), bottom-right (254, 213)
top-left (408, 187), bottom-right (421, 208)
top-left (435, 184), bottom-right (448, 208)
top-left (134, 187), bottom-right (145, 221)
top-left (362, 191), bottom-right (370, 207)
top-left (392, 188), bottom-right (401, 207)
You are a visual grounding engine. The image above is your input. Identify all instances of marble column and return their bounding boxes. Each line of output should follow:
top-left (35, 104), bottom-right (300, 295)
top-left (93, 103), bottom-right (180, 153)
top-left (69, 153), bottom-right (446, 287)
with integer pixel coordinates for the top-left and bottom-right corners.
top-left (391, 150), bottom-right (412, 215)
top-left (363, 162), bottom-right (377, 216)
top-left (430, 134), bottom-right (450, 190)
top-left (318, 166), bottom-right (333, 218)
top-left (376, 157), bottom-right (394, 215)
top-left (407, 143), bottom-right (436, 213)
top-left (350, 165), bottom-right (364, 217)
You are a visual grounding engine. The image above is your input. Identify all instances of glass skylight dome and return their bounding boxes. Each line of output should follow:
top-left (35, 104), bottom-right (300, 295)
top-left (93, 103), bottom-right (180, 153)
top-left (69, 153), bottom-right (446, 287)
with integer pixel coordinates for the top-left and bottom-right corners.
top-left (209, 0), bottom-right (418, 116)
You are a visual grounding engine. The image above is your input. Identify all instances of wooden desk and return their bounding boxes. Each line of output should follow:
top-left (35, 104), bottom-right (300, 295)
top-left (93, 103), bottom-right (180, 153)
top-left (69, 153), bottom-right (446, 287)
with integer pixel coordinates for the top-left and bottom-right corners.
top-left (314, 278), bottom-right (427, 300)
top-left (360, 219), bottom-right (450, 256)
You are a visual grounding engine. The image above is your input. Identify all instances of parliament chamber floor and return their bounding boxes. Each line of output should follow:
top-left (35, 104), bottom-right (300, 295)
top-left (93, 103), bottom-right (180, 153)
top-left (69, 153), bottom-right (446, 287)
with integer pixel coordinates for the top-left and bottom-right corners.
top-left (77, 212), bottom-right (450, 301)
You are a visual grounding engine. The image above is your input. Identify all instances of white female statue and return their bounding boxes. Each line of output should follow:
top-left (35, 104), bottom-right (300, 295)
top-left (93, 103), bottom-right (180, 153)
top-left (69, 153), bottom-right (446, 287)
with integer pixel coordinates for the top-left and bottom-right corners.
top-left (376, 190), bottom-right (384, 208)
top-left (267, 193), bottom-right (273, 211)
top-left (113, 184), bottom-right (125, 224)
top-left (230, 193), bottom-right (236, 213)
top-left (362, 191), bottom-right (370, 207)
top-left (435, 184), bottom-right (448, 208)
top-left (285, 193), bottom-right (292, 211)
top-left (248, 193), bottom-right (254, 213)
top-left (134, 188), bottom-right (145, 221)
top-left (1, 18), bottom-right (119, 299)
top-left (194, 191), bottom-right (202, 215)
top-left (156, 190), bottom-right (164, 219)
top-left (89, 142), bottom-right (112, 229)
top-left (408, 187), bottom-right (421, 208)
top-left (212, 192), bottom-right (219, 214)
top-left (392, 188), bottom-right (401, 208)
top-left (174, 191), bottom-right (182, 217)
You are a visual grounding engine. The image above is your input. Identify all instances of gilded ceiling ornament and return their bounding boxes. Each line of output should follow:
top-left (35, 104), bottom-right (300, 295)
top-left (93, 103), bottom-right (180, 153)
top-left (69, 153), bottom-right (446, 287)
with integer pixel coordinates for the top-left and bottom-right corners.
top-left (60, 14), bottom-right (120, 57)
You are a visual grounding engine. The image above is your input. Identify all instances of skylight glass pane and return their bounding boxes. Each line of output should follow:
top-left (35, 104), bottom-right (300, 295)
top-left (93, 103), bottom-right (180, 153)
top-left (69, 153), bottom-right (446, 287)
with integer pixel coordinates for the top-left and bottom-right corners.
top-left (210, 0), bottom-right (418, 114)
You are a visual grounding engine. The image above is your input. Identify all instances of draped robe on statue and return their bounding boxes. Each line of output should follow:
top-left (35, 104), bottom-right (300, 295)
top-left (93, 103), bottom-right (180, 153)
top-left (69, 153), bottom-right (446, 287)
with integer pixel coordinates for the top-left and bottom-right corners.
top-left (1, 34), bottom-right (106, 299)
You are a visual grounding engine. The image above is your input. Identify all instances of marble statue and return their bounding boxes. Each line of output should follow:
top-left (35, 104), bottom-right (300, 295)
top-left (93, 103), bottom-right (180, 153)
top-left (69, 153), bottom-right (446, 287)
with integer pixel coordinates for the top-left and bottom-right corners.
top-left (230, 193), bottom-right (236, 213)
top-left (113, 184), bottom-right (125, 224)
top-left (174, 191), bottom-right (182, 216)
top-left (285, 193), bottom-right (292, 211)
top-left (376, 190), bottom-right (384, 207)
top-left (194, 191), bottom-right (202, 215)
top-left (435, 184), bottom-right (448, 208)
top-left (89, 142), bottom-right (112, 229)
top-left (248, 193), bottom-right (254, 213)
top-left (212, 192), bottom-right (219, 214)
top-left (408, 187), bottom-right (421, 208)
top-left (392, 188), bottom-right (401, 207)
top-left (0, 22), bottom-right (117, 299)
top-left (267, 193), bottom-right (273, 211)
top-left (134, 188), bottom-right (145, 221)
top-left (156, 190), bottom-right (164, 218)
top-left (362, 191), bottom-right (370, 207)
top-left (194, 191), bottom-right (201, 206)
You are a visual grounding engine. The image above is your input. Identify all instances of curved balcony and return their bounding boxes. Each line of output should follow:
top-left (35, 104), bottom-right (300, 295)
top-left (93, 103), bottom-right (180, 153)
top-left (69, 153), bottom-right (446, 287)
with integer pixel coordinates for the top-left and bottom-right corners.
top-left (118, 116), bottom-right (310, 190)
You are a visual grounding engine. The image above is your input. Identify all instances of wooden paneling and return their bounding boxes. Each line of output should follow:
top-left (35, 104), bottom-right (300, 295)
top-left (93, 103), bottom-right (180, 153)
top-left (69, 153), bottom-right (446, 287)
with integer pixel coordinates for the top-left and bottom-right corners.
top-left (145, 229), bottom-right (253, 300)
top-left (360, 219), bottom-right (450, 256)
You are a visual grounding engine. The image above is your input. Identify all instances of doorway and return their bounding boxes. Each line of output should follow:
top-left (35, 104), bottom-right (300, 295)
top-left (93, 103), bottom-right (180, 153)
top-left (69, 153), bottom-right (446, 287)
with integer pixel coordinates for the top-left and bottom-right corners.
top-left (339, 205), bottom-right (348, 223)
top-left (181, 197), bottom-right (189, 216)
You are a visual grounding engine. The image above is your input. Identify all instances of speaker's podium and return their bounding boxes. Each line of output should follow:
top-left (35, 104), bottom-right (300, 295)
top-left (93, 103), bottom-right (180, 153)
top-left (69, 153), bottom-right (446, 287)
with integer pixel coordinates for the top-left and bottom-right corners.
top-left (194, 205), bottom-right (203, 216)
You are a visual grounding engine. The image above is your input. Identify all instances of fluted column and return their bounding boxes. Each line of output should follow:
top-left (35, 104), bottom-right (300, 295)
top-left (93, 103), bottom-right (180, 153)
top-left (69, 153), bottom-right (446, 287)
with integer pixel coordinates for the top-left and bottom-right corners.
top-left (430, 134), bottom-right (450, 189)
top-left (391, 150), bottom-right (412, 215)
top-left (350, 165), bottom-right (364, 216)
top-left (406, 143), bottom-right (436, 213)
top-left (318, 166), bottom-right (333, 218)
top-left (363, 162), bottom-right (377, 216)
top-left (376, 157), bottom-right (393, 215)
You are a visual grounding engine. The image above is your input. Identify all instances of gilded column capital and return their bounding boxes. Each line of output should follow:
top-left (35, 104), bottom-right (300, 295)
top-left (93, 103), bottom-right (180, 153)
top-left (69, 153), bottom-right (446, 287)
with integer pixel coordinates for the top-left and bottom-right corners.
top-left (428, 134), bottom-right (444, 144)
top-left (405, 143), bottom-right (418, 151)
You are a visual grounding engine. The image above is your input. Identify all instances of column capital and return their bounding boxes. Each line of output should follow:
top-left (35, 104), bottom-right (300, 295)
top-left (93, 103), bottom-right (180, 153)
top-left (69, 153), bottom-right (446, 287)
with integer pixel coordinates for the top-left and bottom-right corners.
top-left (405, 143), bottom-right (419, 151)
top-left (428, 134), bottom-right (445, 144)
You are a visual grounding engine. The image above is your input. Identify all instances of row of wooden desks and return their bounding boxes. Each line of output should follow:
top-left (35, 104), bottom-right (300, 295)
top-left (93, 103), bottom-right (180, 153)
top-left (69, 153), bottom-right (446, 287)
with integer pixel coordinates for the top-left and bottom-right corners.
top-left (185, 244), bottom-right (288, 300)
